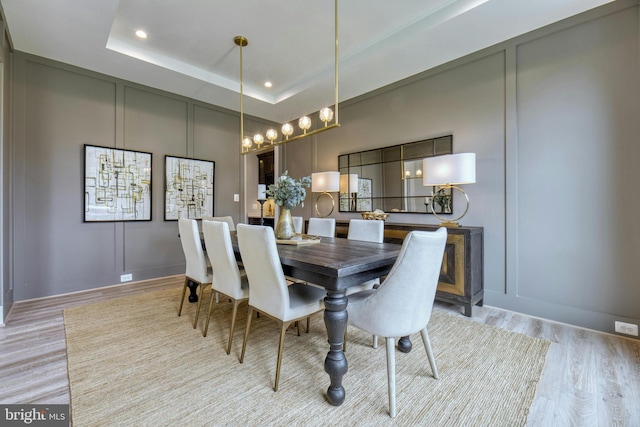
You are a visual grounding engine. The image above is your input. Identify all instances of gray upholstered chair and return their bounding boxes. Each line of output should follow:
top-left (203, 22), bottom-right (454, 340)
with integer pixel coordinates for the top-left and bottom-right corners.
top-left (346, 228), bottom-right (447, 417)
top-left (292, 216), bottom-right (304, 234)
top-left (177, 218), bottom-right (213, 328)
top-left (201, 215), bottom-right (235, 231)
top-left (236, 224), bottom-right (326, 391)
top-left (202, 220), bottom-right (249, 354)
top-left (307, 217), bottom-right (335, 237)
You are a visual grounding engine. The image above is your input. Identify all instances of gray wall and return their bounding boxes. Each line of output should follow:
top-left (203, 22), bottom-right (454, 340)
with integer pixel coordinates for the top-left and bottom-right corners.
top-left (8, 55), bottom-right (243, 302)
top-left (1, 17), bottom-right (11, 322)
top-left (283, 1), bottom-right (640, 337)
top-left (2, 1), bottom-right (638, 338)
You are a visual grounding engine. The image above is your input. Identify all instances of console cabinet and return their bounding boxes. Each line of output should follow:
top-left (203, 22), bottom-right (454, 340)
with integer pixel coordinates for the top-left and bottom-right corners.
top-left (248, 216), bottom-right (274, 228)
top-left (335, 221), bottom-right (484, 316)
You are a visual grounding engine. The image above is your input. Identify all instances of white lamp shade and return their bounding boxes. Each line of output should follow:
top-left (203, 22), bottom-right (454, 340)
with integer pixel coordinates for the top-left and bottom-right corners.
top-left (257, 184), bottom-right (267, 199)
top-left (312, 171), bottom-right (340, 192)
top-left (423, 153), bottom-right (476, 186)
top-left (340, 174), bottom-right (358, 193)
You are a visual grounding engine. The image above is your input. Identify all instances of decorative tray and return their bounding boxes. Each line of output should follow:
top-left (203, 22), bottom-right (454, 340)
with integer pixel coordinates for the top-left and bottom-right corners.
top-left (276, 234), bottom-right (321, 245)
top-left (361, 211), bottom-right (389, 221)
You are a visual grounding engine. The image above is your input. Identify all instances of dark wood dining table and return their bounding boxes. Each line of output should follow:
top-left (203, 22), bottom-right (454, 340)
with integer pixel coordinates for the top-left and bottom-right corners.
top-left (231, 234), bottom-right (402, 406)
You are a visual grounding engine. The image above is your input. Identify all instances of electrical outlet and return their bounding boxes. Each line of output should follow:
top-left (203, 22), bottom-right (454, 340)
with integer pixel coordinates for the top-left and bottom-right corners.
top-left (614, 321), bottom-right (638, 336)
top-left (120, 273), bottom-right (133, 282)
top-left (233, 194), bottom-right (239, 202)
top-left (252, 203), bottom-right (258, 210)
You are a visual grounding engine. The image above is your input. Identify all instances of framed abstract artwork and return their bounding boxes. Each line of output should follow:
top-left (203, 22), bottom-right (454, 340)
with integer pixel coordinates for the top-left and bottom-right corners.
top-left (164, 155), bottom-right (215, 220)
top-left (84, 144), bottom-right (152, 222)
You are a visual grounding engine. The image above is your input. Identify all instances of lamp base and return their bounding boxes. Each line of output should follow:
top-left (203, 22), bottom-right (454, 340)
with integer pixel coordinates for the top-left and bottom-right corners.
top-left (315, 192), bottom-right (335, 218)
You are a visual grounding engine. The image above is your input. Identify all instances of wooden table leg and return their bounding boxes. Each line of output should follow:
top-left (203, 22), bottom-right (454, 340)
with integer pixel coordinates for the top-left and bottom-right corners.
top-left (398, 336), bottom-right (412, 353)
top-left (323, 290), bottom-right (348, 406)
top-left (187, 280), bottom-right (199, 303)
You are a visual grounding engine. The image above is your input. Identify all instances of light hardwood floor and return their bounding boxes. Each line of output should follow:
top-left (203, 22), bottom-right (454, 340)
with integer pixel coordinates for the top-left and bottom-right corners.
top-left (1, 275), bottom-right (638, 426)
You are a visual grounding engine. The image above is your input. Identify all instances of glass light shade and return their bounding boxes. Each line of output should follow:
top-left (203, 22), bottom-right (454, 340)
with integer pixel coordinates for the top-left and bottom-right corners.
top-left (416, 169), bottom-right (422, 177)
top-left (242, 137), bottom-right (253, 148)
top-left (319, 107), bottom-right (334, 124)
top-left (281, 123), bottom-right (294, 137)
top-left (423, 153), bottom-right (476, 186)
top-left (311, 171), bottom-right (340, 193)
top-left (253, 133), bottom-right (264, 146)
top-left (266, 128), bottom-right (278, 143)
top-left (298, 116), bottom-right (312, 131)
top-left (340, 174), bottom-right (358, 193)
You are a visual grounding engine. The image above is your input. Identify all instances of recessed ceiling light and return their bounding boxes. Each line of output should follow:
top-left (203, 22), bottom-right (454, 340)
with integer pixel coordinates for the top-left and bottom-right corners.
top-left (264, 81), bottom-right (272, 88)
top-left (135, 30), bottom-right (148, 39)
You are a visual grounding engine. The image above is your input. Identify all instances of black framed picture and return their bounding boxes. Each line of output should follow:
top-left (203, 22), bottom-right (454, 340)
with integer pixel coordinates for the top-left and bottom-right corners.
top-left (84, 144), bottom-right (152, 222)
top-left (164, 155), bottom-right (215, 220)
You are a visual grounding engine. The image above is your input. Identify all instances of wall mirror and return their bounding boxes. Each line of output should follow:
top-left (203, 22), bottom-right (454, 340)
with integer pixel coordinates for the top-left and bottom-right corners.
top-left (338, 135), bottom-right (452, 214)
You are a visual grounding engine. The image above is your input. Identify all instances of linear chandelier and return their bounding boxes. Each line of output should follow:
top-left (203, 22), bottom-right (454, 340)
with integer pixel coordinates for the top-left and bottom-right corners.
top-left (235, 0), bottom-right (340, 154)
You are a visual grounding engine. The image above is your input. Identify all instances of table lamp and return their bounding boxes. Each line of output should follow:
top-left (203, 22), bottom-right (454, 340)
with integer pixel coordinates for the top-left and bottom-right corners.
top-left (340, 173), bottom-right (359, 211)
top-left (423, 153), bottom-right (476, 228)
top-left (311, 171), bottom-right (340, 217)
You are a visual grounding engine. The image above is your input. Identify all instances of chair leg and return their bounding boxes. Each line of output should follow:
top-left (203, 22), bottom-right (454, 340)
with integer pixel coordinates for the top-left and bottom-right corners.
top-left (420, 328), bottom-right (439, 379)
top-left (226, 299), bottom-right (241, 355)
top-left (373, 335), bottom-right (378, 349)
top-left (203, 289), bottom-right (216, 337)
top-left (193, 283), bottom-right (208, 329)
top-left (240, 307), bottom-right (254, 363)
top-left (274, 321), bottom-right (292, 392)
top-left (306, 317), bottom-right (310, 333)
top-left (178, 277), bottom-right (189, 316)
top-left (385, 337), bottom-right (397, 418)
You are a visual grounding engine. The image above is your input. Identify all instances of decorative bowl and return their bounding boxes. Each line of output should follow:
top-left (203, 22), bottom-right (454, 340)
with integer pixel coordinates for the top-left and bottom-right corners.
top-left (361, 211), bottom-right (389, 221)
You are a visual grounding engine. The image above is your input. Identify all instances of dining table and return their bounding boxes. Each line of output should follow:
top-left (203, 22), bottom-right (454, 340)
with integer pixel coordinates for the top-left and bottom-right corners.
top-left (230, 233), bottom-right (402, 406)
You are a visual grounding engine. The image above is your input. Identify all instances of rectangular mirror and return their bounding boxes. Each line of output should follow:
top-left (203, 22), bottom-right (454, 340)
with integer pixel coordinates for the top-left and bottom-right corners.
top-left (338, 135), bottom-right (452, 214)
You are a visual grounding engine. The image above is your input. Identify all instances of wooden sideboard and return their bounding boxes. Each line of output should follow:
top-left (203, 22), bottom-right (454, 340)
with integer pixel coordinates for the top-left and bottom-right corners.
top-left (335, 221), bottom-right (484, 317)
top-left (248, 216), bottom-right (274, 227)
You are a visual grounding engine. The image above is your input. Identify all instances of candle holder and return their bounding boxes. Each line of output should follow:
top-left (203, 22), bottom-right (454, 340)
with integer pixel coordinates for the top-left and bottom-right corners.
top-left (257, 199), bottom-right (267, 226)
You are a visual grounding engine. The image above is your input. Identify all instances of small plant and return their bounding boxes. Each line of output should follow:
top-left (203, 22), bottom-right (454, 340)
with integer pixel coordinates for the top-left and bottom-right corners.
top-left (433, 188), bottom-right (452, 213)
top-left (266, 171), bottom-right (311, 210)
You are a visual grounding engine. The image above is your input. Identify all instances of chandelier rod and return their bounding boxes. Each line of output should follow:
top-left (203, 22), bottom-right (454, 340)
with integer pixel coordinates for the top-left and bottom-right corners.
top-left (235, 0), bottom-right (339, 154)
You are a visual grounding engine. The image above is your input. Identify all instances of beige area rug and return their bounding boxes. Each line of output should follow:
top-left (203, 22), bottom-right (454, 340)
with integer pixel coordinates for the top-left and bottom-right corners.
top-left (64, 288), bottom-right (550, 426)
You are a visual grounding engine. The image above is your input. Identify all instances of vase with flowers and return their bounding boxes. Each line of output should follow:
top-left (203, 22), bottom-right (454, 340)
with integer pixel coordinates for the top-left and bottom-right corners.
top-left (266, 171), bottom-right (311, 239)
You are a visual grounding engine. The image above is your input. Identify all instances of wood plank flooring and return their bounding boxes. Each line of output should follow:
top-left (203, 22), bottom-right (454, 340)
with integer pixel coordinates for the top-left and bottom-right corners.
top-left (1, 275), bottom-right (638, 426)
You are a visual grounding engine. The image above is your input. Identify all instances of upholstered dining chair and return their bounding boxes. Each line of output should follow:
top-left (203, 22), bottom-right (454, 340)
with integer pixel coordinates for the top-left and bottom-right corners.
top-left (177, 218), bottom-right (213, 329)
top-left (202, 220), bottom-right (249, 354)
top-left (346, 228), bottom-right (447, 418)
top-left (307, 217), bottom-right (335, 238)
top-left (346, 219), bottom-right (384, 294)
top-left (201, 215), bottom-right (235, 231)
top-left (292, 216), bottom-right (304, 234)
top-left (236, 224), bottom-right (326, 391)
top-left (344, 218), bottom-right (386, 350)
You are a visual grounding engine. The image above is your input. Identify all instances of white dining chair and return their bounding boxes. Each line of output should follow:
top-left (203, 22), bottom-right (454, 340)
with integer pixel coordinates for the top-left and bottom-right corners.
top-left (346, 219), bottom-right (384, 294)
top-left (292, 216), bottom-right (304, 234)
top-left (236, 224), bottom-right (326, 391)
top-left (177, 218), bottom-right (213, 329)
top-left (344, 219), bottom-right (386, 349)
top-left (346, 228), bottom-right (447, 417)
top-left (201, 215), bottom-right (235, 231)
top-left (202, 220), bottom-right (249, 354)
top-left (307, 217), bottom-right (335, 238)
